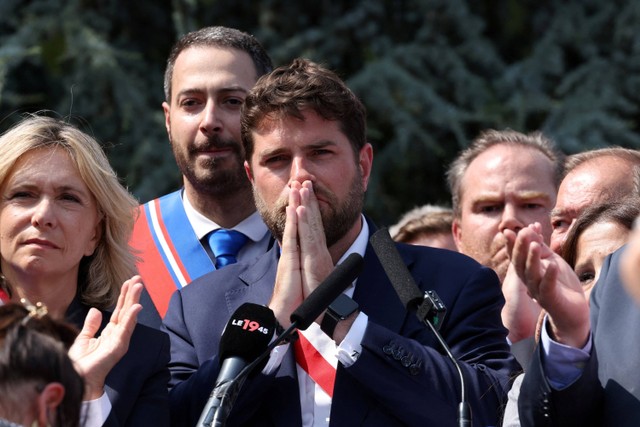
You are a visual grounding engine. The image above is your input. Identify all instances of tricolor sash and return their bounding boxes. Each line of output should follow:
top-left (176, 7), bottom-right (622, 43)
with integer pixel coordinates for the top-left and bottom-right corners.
top-left (131, 190), bottom-right (214, 317)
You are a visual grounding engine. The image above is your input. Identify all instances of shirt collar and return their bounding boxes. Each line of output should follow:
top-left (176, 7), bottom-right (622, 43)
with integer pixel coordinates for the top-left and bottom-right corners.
top-left (337, 214), bottom-right (369, 293)
top-left (181, 190), bottom-right (268, 242)
top-left (337, 214), bottom-right (369, 264)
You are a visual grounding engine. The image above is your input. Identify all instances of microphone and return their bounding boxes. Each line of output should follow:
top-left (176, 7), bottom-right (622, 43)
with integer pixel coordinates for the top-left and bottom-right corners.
top-left (369, 228), bottom-right (470, 427)
top-left (198, 303), bottom-right (276, 427)
top-left (209, 252), bottom-right (365, 426)
top-left (290, 252), bottom-right (364, 329)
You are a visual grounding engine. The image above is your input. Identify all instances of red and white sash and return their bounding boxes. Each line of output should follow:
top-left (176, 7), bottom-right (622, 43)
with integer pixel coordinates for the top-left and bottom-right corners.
top-left (295, 323), bottom-right (339, 394)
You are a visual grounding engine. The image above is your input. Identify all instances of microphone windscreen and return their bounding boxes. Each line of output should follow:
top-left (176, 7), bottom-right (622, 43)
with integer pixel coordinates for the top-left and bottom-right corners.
top-left (370, 228), bottom-right (424, 310)
top-left (219, 303), bottom-right (276, 362)
top-left (290, 252), bottom-right (364, 330)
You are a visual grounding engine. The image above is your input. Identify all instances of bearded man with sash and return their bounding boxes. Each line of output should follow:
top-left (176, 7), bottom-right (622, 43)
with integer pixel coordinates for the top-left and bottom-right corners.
top-left (131, 27), bottom-right (275, 327)
top-left (163, 58), bottom-right (518, 427)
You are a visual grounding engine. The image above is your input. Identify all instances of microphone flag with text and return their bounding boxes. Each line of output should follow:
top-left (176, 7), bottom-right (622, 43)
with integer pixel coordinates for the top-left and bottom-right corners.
top-left (197, 303), bottom-right (276, 427)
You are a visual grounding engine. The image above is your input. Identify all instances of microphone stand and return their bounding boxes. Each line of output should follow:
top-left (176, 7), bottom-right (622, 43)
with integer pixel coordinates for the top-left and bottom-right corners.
top-left (369, 228), bottom-right (471, 427)
top-left (415, 291), bottom-right (471, 427)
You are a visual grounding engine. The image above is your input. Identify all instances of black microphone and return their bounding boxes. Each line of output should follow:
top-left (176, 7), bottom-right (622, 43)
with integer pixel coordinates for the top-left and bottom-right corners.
top-left (290, 252), bottom-right (364, 329)
top-left (198, 303), bottom-right (276, 427)
top-left (369, 228), bottom-right (470, 427)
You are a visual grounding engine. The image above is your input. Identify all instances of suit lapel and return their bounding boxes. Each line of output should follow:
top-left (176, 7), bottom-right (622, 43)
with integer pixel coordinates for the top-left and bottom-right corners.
top-left (222, 246), bottom-right (280, 315)
top-left (64, 296), bottom-right (91, 329)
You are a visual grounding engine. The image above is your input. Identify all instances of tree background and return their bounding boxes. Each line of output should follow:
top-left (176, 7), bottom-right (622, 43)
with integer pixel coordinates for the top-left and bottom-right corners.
top-left (1, 0), bottom-right (639, 226)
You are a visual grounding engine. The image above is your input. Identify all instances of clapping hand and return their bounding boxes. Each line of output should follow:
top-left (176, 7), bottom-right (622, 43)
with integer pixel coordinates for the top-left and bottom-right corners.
top-left (69, 276), bottom-right (143, 400)
top-left (501, 262), bottom-right (541, 343)
top-left (503, 223), bottom-right (590, 348)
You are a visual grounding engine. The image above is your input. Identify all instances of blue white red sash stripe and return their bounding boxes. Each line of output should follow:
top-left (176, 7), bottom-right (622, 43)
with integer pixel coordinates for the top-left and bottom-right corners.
top-left (131, 190), bottom-right (214, 317)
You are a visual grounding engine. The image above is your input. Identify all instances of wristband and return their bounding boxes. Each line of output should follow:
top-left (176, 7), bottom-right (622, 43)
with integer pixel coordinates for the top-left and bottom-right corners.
top-left (320, 294), bottom-right (359, 338)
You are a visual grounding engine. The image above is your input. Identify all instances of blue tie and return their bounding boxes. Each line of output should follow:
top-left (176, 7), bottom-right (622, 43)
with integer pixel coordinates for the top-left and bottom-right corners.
top-left (207, 229), bottom-right (249, 268)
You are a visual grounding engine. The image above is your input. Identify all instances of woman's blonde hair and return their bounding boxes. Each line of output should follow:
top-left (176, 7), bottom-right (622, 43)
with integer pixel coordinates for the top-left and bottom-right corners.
top-left (0, 115), bottom-right (138, 309)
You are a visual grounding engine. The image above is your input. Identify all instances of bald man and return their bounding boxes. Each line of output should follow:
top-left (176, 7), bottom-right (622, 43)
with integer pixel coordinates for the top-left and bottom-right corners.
top-left (550, 147), bottom-right (640, 253)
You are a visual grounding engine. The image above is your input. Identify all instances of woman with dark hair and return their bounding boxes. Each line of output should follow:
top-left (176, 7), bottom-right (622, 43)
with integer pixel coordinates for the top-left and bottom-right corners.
top-left (561, 199), bottom-right (640, 298)
top-left (0, 302), bottom-right (84, 427)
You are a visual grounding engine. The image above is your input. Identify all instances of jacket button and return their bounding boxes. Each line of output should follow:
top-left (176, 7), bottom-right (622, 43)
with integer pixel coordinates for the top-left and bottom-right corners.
top-left (393, 348), bottom-right (405, 360)
top-left (401, 356), bottom-right (412, 367)
top-left (409, 362), bottom-right (422, 376)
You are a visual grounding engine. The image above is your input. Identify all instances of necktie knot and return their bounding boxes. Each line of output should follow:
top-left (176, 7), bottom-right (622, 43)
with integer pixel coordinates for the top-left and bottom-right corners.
top-left (208, 229), bottom-right (249, 268)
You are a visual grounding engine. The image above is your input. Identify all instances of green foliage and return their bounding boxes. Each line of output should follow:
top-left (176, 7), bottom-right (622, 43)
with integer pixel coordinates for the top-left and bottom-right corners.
top-left (0, 0), bottom-right (177, 201)
top-left (1, 0), bottom-right (640, 225)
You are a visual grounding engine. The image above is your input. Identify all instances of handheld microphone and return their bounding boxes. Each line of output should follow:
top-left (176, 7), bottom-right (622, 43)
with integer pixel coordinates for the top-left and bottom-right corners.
top-left (290, 252), bottom-right (364, 329)
top-left (198, 303), bottom-right (276, 427)
top-left (370, 228), bottom-right (470, 427)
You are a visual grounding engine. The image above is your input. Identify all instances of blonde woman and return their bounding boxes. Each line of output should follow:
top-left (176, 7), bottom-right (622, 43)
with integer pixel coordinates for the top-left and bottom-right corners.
top-left (0, 115), bottom-right (169, 426)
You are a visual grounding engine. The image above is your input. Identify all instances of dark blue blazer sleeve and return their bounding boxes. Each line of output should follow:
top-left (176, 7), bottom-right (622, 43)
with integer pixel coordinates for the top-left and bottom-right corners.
top-left (163, 288), bottom-right (223, 427)
top-left (517, 340), bottom-right (602, 427)
top-left (103, 320), bottom-right (171, 426)
top-left (517, 249), bottom-right (619, 427)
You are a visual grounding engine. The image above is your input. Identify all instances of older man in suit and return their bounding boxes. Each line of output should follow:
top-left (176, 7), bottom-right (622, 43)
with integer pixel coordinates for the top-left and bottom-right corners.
top-left (506, 222), bottom-right (640, 426)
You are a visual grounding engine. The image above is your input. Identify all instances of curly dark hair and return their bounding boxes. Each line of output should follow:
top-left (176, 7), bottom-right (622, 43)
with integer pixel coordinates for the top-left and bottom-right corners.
top-left (241, 58), bottom-right (367, 163)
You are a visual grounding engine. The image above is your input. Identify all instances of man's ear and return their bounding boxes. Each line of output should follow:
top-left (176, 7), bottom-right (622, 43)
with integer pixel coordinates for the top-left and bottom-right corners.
top-left (452, 218), bottom-right (463, 252)
top-left (36, 382), bottom-right (65, 426)
top-left (162, 101), bottom-right (171, 137)
top-left (358, 143), bottom-right (374, 190)
top-left (244, 160), bottom-right (254, 183)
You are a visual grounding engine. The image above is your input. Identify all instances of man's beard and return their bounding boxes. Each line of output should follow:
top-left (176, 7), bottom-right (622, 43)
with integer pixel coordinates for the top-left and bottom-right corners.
top-left (171, 133), bottom-right (250, 197)
top-left (254, 174), bottom-right (364, 248)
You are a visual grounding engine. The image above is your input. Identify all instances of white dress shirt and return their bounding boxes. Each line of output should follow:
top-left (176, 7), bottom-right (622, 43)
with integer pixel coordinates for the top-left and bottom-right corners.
top-left (263, 215), bottom-right (370, 426)
top-left (182, 190), bottom-right (272, 264)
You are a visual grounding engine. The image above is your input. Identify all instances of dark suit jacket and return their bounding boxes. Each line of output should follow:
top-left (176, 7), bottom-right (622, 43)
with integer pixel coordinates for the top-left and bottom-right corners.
top-left (518, 245), bottom-right (640, 426)
top-left (164, 232), bottom-right (518, 426)
top-left (66, 297), bottom-right (171, 427)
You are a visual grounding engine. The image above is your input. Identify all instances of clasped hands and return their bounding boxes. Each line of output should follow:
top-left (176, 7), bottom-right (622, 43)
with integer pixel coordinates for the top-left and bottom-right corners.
top-left (269, 180), bottom-right (347, 338)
